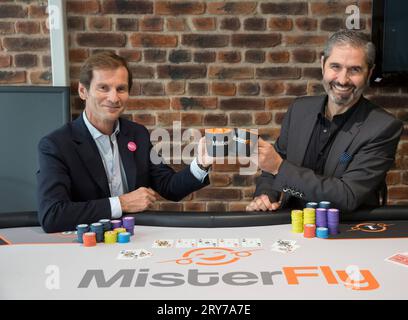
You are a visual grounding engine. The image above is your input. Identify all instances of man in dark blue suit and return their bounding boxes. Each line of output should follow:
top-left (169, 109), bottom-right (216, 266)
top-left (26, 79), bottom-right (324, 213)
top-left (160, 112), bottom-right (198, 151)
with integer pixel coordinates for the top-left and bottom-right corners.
top-left (37, 52), bottom-right (212, 232)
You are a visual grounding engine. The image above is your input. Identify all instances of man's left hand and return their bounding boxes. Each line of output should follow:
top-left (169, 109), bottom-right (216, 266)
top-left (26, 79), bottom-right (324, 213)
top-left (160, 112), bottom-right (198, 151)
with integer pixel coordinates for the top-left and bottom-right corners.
top-left (258, 137), bottom-right (283, 175)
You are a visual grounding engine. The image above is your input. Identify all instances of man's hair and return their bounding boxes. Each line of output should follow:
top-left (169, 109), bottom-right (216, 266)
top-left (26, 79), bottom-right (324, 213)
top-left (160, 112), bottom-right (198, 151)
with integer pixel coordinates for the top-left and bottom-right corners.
top-left (79, 51), bottom-right (133, 91)
top-left (322, 30), bottom-right (376, 69)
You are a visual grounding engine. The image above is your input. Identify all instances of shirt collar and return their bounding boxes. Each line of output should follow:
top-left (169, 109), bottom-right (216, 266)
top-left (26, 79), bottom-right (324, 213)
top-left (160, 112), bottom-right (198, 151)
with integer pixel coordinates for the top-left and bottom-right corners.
top-left (318, 96), bottom-right (360, 124)
top-left (82, 111), bottom-right (120, 139)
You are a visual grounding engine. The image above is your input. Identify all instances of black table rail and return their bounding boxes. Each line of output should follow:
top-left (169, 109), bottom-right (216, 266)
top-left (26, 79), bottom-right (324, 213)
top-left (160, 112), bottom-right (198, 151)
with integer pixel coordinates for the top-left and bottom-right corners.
top-left (0, 206), bottom-right (407, 229)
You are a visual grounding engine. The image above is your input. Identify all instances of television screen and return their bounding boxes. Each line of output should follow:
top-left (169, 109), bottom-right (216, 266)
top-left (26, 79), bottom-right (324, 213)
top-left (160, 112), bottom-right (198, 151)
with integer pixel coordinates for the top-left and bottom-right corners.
top-left (0, 86), bottom-right (70, 214)
top-left (372, 0), bottom-right (408, 84)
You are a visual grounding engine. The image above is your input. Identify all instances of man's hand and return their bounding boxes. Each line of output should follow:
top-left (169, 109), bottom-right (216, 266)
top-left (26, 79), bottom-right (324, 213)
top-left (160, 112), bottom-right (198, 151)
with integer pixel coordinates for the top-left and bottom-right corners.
top-left (197, 136), bottom-right (214, 169)
top-left (119, 187), bottom-right (158, 212)
top-left (246, 194), bottom-right (281, 212)
top-left (258, 137), bottom-right (283, 175)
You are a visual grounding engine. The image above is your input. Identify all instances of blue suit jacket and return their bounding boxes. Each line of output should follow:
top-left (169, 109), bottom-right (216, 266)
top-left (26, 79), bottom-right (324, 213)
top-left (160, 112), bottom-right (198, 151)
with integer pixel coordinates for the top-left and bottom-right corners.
top-left (37, 115), bottom-right (208, 232)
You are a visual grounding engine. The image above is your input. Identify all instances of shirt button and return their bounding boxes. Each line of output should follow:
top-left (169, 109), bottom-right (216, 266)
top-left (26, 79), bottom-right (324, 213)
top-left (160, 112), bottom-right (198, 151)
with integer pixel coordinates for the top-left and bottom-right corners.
top-left (323, 129), bottom-right (327, 133)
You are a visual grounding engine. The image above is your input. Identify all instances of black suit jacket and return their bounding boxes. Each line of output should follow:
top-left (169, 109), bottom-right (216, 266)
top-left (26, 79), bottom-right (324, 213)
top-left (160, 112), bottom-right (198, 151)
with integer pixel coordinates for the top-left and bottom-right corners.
top-left (37, 115), bottom-right (209, 232)
top-left (255, 95), bottom-right (403, 212)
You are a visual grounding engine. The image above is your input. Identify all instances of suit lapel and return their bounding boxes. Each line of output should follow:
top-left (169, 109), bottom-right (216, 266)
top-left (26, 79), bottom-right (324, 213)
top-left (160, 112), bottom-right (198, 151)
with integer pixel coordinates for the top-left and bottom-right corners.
top-left (72, 115), bottom-right (110, 196)
top-left (117, 118), bottom-right (137, 191)
top-left (291, 96), bottom-right (326, 166)
top-left (324, 97), bottom-right (368, 176)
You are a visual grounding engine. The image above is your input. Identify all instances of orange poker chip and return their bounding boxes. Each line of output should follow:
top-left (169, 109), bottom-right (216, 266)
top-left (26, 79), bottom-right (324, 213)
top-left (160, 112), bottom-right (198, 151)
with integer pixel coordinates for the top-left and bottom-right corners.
top-left (83, 232), bottom-right (97, 247)
top-left (304, 224), bottom-right (316, 238)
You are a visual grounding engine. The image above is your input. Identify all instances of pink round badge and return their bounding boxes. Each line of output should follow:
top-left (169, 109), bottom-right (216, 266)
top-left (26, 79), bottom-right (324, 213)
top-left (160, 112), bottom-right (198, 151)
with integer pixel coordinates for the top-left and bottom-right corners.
top-left (127, 141), bottom-right (137, 152)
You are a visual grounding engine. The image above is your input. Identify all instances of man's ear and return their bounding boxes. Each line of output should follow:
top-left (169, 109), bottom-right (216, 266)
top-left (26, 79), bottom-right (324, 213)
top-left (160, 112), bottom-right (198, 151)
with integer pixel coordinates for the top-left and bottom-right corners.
top-left (321, 56), bottom-right (325, 75)
top-left (78, 83), bottom-right (88, 100)
top-left (368, 64), bottom-right (375, 82)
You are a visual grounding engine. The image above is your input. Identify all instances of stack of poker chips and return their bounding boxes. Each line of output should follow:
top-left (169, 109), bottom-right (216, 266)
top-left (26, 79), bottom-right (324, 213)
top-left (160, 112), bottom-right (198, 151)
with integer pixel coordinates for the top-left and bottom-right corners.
top-left (303, 208), bottom-right (316, 225)
top-left (111, 220), bottom-right (122, 229)
top-left (316, 227), bottom-right (329, 239)
top-left (83, 232), bottom-right (97, 247)
top-left (291, 210), bottom-right (304, 233)
top-left (99, 219), bottom-right (112, 232)
top-left (104, 231), bottom-right (117, 244)
top-left (118, 232), bottom-right (131, 243)
top-left (304, 224), bottom-right (316, 238)
top-left (316, 208), bottom-right (328, 228)
top-left (76, 224), bottom-right (89, 243)
top-left (76, 216), bottom-right (135, 246)
top-left (90, 222), bottom-right (104, 242)
top-left (122, 216), bottom-right (135, 235)
top-left (327, 208), bottom-right (340, 235)
top-left (318, 201), bottom-right (331, 209)
top-left (305, 202), bottom-right (318, 209)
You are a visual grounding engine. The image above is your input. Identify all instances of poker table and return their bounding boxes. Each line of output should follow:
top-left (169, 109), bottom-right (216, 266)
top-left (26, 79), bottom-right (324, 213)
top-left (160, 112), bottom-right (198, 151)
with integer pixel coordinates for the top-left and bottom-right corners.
top-left (0, 206), bottom-right (407, 300)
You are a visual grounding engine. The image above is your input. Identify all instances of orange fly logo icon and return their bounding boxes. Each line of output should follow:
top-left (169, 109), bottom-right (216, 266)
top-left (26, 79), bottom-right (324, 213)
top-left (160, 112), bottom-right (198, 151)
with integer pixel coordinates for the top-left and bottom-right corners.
top-left (160, 247), bottom-right (262, 266)
top-left (348, 222), bottom-right (393, 233)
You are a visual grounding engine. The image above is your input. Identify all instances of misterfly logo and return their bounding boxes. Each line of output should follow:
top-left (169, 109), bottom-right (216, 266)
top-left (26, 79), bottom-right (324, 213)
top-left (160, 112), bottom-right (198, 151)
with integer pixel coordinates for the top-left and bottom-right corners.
top-left (159, 247), bottom-right (262, 266)
top-left (78, 247), bottom-right (380, 291)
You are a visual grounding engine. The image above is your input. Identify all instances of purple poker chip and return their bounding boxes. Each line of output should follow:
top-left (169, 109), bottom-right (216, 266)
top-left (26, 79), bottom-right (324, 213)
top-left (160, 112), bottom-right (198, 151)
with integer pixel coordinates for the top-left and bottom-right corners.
top-left (122, 216), bottom-right (135, 227)
top-left (111, 219), bottom-right (122, 227)
top-left (315, 208), bottom-right (327, 227)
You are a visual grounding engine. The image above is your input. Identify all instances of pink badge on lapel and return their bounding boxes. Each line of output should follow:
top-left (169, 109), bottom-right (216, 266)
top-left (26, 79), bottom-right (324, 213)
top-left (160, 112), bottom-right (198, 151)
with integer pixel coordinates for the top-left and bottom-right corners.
top-left (127, 141), bottom-right (137, 152)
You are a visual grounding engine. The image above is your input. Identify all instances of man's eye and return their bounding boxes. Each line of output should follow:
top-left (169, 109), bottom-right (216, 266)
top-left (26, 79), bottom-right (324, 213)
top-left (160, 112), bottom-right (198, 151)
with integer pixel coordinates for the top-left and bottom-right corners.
top-left (98, 86), bottom-right (108, 91)
top-left (349, 67), bottom-right (362, 74)
top-left (331, 65), bottom-right (340, 71)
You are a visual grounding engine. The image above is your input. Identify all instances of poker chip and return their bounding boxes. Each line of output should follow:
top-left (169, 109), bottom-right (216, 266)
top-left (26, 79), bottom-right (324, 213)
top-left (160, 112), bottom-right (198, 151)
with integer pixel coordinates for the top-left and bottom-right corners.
top-left (118, 232), bottom-right (131, 243)
top-left (122, 216), bottom-right (135, 236)
top-left (327, 208), bottom-right (340, 235)
top-left (83, 232), bottom-right (97, 247)
top-left (76, 224), bottom-right (89, 243)
top-left (99, 219), bottom-right (112, 232)
top-left (291, 210), bottom-right (304, 233)
top-left (90, 222), bottom-right (104, 243)
top-left (316, 208), bottom-right (328, 228)
top-left (114, 227), bottom-right (127, 234)
top-left (305, 202), bottom-right (318, 209)
top-left (316, 227), bottom-right (329, 239)
top-left (303, 208), bottom-right (316, 225)
top-left (111, 220), bottom-right (122, 229)
top-left (104, 231), bottom-right (117, 244)
top-left (318, 201), bottom-right (331, 209)
top-left (304, 224), bottom-right (316, 238)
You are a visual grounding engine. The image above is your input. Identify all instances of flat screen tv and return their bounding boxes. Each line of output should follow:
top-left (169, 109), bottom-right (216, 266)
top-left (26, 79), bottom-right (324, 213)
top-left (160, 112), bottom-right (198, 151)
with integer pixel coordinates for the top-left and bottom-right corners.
top-left (371, 0), bottom-right (408, 85)
top-left (0, 86), bottom-right (70, 215)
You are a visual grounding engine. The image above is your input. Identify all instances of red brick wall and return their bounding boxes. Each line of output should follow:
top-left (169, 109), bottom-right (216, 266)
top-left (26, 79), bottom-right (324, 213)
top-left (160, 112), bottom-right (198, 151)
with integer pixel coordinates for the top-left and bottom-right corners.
top-left (1, 0), bottom-right (407, 209)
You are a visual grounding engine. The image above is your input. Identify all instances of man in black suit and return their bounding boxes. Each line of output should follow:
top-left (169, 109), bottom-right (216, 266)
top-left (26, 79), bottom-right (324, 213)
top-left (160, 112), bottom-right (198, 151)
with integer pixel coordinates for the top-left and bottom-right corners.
top-left (247, 30), bottom-right (403, 212)
top-left (37, 52), bottom-right (212, 232)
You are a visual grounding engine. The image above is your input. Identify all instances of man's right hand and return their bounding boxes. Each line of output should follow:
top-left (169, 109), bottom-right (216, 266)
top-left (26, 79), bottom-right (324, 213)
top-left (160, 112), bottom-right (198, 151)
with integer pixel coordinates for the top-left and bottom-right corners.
top-left (246, 194), bottom-right (281, 212)
top-left (119, 187), bottom-right (158, 212)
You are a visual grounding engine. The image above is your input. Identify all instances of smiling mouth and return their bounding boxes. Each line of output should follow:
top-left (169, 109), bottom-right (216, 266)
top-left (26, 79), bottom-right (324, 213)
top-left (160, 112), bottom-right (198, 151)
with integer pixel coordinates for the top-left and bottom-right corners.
top-left (331, 83), bottom-right (354, 93)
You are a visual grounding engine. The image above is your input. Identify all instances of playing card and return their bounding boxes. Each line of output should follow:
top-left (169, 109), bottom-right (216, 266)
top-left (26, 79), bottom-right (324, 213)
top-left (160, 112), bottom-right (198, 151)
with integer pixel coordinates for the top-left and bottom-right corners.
top-left (176, 239), bottom-right (197, 248)
top-left (271, 239), bottom-right (299, 253)
top-left (152, 239), bottom-right (174, 248)
top-left (385, 252), bottom-right (408, 268)
top-left (241, 238), bottom-right (262, 248)
top-left (117, 249), bottom-right (139, 260)
top-left (135, 249), bottom-right (153, 260)
top-left (271, 244), bottom-right (300, 254)
top-left (218, 238), bottom-right (240, 248)
top-left (197, 238), bottom-right (218, 247)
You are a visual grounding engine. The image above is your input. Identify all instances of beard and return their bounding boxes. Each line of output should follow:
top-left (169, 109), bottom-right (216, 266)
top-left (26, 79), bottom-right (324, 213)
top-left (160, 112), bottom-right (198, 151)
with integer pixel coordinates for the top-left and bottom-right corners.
top-left (323, 80), bottom-right (366, 107)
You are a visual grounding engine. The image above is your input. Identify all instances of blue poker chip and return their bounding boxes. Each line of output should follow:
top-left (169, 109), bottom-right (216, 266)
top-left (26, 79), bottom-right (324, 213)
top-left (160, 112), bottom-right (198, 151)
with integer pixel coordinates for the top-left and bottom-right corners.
top-left (316, 227), bottom-right (329, 239)
top-left (118, 232), bottom-right (131, 243)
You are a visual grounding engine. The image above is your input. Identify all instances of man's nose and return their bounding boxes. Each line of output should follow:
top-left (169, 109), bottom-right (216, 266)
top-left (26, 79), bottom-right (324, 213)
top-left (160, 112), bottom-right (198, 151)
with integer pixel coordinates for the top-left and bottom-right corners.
top-left (336, 68), bottom-right (349, 85)
top-left (108, 89), bottom-right (119, 103)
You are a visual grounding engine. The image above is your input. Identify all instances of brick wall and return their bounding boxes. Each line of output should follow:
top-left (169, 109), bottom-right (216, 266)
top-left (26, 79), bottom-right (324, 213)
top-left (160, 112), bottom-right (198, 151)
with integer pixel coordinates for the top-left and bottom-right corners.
top-left (1, 0), bottom-right (407, 209)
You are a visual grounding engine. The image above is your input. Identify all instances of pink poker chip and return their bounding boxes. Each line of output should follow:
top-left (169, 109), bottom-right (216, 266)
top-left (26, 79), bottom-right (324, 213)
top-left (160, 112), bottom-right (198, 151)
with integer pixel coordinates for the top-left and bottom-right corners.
top-left (127, 141), bottom-right (137, 152)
